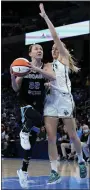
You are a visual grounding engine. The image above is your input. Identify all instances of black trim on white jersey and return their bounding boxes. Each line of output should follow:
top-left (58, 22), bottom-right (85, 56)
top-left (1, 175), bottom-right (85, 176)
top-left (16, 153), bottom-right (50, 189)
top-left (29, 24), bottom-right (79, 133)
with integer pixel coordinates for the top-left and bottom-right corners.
top-left (64, 65), bottom-right (75, 117)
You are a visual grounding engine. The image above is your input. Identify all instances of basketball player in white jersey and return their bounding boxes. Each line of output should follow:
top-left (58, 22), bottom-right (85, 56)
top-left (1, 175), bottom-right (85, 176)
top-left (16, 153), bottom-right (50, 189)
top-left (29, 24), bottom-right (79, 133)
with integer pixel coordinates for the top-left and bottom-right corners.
top-left (37, 3), bottom-right (87, 184)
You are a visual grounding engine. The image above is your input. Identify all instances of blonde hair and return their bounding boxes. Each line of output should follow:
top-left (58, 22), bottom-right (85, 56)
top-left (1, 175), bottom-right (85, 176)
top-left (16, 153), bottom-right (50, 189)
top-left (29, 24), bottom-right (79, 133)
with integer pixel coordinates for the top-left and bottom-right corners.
top-left (62, 42), bottom-right (80, 73)
top-left (68, 54), bottom-right (80, 73)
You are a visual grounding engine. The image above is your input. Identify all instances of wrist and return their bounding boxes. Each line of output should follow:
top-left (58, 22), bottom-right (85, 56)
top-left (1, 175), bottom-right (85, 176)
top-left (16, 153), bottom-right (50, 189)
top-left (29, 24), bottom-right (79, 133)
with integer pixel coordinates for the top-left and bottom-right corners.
top-left (35, 67), bottom-right (41, 72)
top-left (11, 74), bottom-right (15, 79)
top-left (44, 14), bottom-right (48, 20)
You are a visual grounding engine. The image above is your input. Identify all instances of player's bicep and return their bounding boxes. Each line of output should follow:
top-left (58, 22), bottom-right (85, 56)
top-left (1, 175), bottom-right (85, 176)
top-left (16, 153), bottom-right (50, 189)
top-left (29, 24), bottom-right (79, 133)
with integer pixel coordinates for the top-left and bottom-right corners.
top-left (43, 63), bottom-right (55, 73)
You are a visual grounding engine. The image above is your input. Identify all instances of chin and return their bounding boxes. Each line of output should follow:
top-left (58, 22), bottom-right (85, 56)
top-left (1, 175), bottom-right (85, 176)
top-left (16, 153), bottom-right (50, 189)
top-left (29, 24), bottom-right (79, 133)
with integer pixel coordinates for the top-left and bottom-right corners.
top-left (53, 56), bottom-right (57, 59)
top-left (36, 56), bottom-right (42, 60)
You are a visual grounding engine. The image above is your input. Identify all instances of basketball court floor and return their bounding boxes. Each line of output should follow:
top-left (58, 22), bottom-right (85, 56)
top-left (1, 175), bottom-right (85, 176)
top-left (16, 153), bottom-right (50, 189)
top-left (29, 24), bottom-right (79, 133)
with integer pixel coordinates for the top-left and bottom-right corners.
top-left (2, 158), bottom-right (90, 189)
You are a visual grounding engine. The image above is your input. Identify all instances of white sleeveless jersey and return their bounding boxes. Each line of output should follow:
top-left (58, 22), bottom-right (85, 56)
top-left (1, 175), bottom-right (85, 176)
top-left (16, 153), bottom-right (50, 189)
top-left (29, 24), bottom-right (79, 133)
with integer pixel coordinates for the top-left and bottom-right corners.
top-left (44, 60), bottom-right (75, 117)
top-left (51, 59), bottom-right (71, 94)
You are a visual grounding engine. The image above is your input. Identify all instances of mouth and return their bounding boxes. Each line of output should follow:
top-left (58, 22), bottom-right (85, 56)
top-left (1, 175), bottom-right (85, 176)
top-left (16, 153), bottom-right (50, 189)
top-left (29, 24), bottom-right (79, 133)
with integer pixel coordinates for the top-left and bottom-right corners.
top-left (52, 51), bottom-right (56, 54)
top-left (37, 54), bottom-right (42, 56)
top-left (53, 53), bottom-right (56, 56)
top-left (37, 52), bottom-right (42, 54)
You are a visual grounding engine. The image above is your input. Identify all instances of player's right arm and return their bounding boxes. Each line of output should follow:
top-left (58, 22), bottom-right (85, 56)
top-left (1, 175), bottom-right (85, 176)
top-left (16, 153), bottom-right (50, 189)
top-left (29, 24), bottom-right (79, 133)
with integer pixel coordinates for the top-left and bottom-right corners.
top-left (10, 66), bottom-right (23, 92)
top-left (39, 4), bottom-right (69, 59)
top-left (11, 75), bottom-right (23, 92)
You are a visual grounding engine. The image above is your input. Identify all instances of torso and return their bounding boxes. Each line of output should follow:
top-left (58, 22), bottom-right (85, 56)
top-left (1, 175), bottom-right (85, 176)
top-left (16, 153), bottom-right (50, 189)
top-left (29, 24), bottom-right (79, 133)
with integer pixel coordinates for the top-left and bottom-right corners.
top-left (51, 59), bottom-right (71, 94)
top-left (18, 69), bottom-right (46, 114)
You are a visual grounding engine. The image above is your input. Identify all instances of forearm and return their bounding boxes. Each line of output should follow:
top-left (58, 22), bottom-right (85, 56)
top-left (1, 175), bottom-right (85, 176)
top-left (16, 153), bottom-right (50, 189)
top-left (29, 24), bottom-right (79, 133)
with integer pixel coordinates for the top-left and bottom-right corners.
top-left (44, 14), bottom-right (59, 40)
top-left (36, 67), bottom-right (56, 80)
top-left (11, 75), bottom-right (20, 92)
top-left (43, 14), bottom-right (68, 57)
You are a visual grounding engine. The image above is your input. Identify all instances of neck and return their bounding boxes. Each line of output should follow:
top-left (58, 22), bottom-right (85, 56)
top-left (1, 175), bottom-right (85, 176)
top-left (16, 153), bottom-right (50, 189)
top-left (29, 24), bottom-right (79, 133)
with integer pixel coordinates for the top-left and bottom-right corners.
top-left (53, 59), bottom-right (57, 62)
top-left (31, 58), bottom-right (42, 68)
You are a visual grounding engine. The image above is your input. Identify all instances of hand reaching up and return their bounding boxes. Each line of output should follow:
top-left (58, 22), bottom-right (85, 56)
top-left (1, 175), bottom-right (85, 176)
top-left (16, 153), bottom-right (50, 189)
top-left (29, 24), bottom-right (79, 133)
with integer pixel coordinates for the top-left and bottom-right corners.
top-left (39, 3), bottom-right (46, 18)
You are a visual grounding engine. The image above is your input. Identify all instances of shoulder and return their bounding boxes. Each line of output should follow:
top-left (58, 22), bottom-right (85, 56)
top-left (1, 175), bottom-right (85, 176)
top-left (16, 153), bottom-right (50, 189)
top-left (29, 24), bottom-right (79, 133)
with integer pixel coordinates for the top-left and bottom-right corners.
top-left (44, 62), bottom-right (52, 67)
top-left (43, 62), bottom-right (52, 70)
top-left (58, 54), bottom-right (69, 67)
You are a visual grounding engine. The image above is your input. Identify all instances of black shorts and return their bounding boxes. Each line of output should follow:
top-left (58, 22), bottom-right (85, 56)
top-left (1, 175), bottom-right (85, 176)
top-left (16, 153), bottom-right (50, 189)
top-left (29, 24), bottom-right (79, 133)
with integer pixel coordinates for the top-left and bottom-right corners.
top-left (21, 105), bottom-right (43, 128)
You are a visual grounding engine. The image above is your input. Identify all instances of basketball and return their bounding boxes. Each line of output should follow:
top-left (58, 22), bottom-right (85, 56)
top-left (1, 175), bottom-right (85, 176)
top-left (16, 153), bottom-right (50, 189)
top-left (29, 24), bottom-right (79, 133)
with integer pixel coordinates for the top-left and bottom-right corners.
top-left (11, 58), bottom-right (30, 77)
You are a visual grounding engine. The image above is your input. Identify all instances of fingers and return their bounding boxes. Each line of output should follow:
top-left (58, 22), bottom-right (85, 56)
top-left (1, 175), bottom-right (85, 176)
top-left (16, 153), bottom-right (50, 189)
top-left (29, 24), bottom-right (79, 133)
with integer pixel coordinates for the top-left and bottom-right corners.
top-left (28, 63), bottom-right (32, 68)
top-left (39, 13), bottom-right (42, 17)
top-left (10, 66), bottom-right (14, 75)
top-left (39, 3), bottom-right (46, 19)
top-left (39, 3), bottom-right (45, 14)
top-left (44, 82), bottom-right (51, 87)
top-left (39, 3), bottom-right (44, 11)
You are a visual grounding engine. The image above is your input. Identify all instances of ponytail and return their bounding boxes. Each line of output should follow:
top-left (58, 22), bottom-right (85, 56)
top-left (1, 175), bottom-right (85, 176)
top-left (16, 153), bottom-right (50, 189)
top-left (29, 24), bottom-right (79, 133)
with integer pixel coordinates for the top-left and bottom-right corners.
top-left (54, 41), bottom-right (80, 73)
top-left (69, 54), bottom-right (80, 73)
top-left (61, 42), bottom-right (80, 72)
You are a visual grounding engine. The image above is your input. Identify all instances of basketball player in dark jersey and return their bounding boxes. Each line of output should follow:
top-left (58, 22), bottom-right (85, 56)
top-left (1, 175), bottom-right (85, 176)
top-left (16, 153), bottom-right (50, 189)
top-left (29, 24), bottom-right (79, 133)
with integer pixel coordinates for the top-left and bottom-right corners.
top-left (10, 44), bottom-right (56, 189)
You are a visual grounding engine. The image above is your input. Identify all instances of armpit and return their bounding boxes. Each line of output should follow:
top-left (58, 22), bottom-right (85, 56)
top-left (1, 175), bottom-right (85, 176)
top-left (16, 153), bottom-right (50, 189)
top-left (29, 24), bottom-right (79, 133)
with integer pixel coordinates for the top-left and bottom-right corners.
top-left (58, 55), bottom-right (69, 66)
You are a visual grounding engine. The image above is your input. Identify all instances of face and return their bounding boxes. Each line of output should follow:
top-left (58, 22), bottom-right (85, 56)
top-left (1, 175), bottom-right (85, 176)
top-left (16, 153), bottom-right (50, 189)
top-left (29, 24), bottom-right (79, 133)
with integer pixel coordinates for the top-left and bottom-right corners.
top-left (83, 125), bottom-right (89, 133)
top-left (29, 44), bottom-right (43, 60)
top-left (51, 44), bottom-right (59, 59)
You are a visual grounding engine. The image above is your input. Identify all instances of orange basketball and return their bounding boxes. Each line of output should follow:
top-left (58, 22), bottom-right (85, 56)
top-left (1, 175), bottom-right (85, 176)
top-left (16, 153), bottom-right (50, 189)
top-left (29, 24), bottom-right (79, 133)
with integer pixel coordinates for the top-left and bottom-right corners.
top-left (11, 58), bottom-right (30, 77)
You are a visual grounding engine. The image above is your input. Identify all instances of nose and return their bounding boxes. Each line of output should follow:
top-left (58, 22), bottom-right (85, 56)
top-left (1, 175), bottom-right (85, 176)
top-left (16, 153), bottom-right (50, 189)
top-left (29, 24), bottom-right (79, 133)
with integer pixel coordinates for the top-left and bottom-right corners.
top-left (38, 50), bottom-right (42, 54)
top-left (53, 51), bottom-right (56, 54)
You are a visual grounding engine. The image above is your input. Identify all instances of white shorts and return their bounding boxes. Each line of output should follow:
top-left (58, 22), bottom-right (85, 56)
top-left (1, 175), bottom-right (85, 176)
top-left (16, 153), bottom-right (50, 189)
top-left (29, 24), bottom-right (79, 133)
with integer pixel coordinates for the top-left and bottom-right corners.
top-left (44, 92), bottom-right (75, 118)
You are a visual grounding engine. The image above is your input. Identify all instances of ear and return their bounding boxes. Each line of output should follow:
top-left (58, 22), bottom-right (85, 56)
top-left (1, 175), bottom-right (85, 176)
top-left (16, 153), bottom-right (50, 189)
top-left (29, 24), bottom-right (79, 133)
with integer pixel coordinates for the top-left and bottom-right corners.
top-left (29, 52), bottom-right (32, 57)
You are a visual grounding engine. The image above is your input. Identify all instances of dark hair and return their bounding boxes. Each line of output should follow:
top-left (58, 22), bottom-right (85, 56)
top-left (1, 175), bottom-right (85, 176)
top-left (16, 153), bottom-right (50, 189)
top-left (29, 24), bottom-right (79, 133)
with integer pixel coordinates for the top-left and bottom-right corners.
top-left (29, 45), bottom-right (34, 53)
top-left (28, 44), bottom-right (43, 53)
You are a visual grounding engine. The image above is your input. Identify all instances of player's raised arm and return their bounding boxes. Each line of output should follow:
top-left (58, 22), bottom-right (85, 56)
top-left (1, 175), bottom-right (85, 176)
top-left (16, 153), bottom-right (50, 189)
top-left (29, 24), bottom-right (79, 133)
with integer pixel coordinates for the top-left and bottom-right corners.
top-left (39, 3), bottom-right (69, 58)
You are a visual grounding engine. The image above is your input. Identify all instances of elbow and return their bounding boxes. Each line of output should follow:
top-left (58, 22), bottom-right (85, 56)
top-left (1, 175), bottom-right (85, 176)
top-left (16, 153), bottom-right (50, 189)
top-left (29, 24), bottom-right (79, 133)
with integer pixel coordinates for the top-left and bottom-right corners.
top-left (52, 73), bottom-right (56, 80)
top-left (49, 75), bottom-right (56, 81)
top-left (12, 88), bottom-right (18, 92)
top-left (12, 85), bottom-right (19, 92)
top-left (52, 76), bottom-right (56, 80)
top-left (14, 88), bottom-right (19, 92)
top-left (52, 33), bottom-right (58, 40)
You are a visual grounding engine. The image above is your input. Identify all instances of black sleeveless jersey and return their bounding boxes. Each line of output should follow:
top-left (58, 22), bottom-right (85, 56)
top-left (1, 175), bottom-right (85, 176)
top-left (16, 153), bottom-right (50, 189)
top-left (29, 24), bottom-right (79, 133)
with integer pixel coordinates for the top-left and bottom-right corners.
top-left (18, 69), bottom-right (46, 114)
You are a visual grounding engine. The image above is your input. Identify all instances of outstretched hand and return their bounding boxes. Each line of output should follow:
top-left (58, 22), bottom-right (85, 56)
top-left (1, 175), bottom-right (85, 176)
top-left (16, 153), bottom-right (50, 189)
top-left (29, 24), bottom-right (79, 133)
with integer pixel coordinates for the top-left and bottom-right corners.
top-left (39, 3), bottom-right (46, 18)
